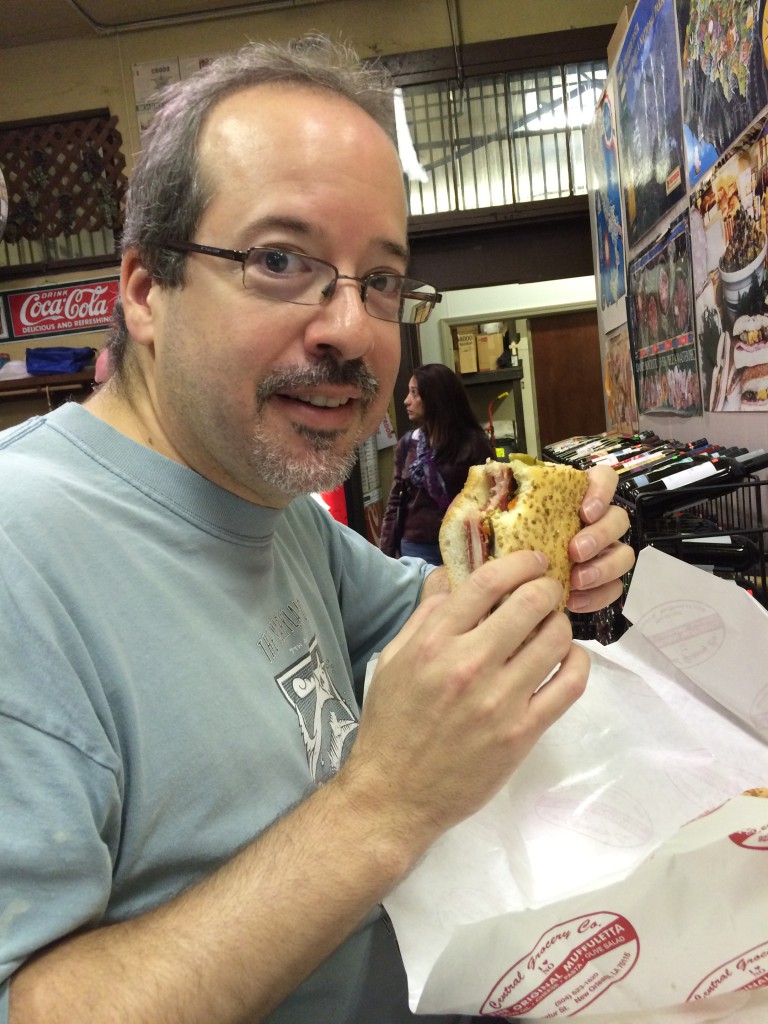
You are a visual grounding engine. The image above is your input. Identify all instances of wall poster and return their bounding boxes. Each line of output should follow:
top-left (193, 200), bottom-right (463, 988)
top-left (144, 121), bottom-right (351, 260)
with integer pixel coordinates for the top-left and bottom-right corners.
top-left (678, 0), bottom-right (768, 188)
top-left (628, 213), bottom-right (702, 415)
top-left (617, 0), bottom-right (687, 248)
top-left (133, 53), bottom-right (222, 139)
top-left (357, 436), bottom-right (384, 547)
top-left (0, 298), bottom-right (9, 342)
top-left (2, 277), bottom-right (119, 341)
top-left (603, 324), bottom-right (641, 433)
top-left (691, 116), bottom-right (768, 410)
top-left (587, 79), bottom-right (628, 334)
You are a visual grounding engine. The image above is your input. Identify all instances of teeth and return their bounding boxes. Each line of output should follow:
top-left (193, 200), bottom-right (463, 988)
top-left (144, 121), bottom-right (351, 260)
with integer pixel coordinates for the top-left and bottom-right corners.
top-left (295, 395), bottom-right (350, 409)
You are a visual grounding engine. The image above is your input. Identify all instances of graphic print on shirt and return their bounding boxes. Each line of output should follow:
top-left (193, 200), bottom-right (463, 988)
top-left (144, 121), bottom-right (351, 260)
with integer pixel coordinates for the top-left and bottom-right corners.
top-left (275, 636), bottom-right (358, 782)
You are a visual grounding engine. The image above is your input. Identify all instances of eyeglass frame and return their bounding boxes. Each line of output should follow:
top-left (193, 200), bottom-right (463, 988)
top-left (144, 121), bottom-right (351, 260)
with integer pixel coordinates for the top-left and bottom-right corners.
top-left (163, 241), bottom-right (442, 325)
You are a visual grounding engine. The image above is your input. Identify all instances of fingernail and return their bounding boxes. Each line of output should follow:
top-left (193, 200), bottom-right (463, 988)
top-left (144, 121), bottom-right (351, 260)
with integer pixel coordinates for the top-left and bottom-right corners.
top-left (573, 534), bottom-right (598, 561)
top-left (581, 498), bottom-right (604, 524)
top-left (576, 566), bottom-right (599, 587)
top-left (533, 550), bottom-right (549, 570)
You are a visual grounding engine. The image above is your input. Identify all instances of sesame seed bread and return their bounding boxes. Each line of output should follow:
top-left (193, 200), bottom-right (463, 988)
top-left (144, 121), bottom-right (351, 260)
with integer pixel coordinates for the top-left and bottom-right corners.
top-left (439, 457), bottom-right (589, 611)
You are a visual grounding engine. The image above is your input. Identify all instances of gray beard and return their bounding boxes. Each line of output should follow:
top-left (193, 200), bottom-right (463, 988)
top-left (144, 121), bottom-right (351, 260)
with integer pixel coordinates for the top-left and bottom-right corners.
top-left (250, 422), bottom-right (363, 497)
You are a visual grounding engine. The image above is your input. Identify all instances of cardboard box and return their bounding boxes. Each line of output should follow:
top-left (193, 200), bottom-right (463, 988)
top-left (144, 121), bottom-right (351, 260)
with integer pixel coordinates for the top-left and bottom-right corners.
top-left (475, 332), bottom-right (504, 372)
top-left (607, 3), bottom-right (636, 68)
top-left (457, 331), bottom-right (478, 374)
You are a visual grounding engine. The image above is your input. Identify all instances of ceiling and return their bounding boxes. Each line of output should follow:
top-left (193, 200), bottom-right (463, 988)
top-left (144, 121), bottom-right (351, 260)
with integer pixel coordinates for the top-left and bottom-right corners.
top-left (0, 0), bottom-right (332, 49)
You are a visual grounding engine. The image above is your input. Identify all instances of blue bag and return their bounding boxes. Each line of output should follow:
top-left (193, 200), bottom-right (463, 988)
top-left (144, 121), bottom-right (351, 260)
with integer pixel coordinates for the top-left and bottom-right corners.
top-left (25, 346), bottom-right (96, 375)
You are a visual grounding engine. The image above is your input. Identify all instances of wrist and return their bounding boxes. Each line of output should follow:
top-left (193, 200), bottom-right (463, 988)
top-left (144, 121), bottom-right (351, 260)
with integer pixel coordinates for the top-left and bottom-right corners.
top-left (331, 752), bottom-right (438, 888)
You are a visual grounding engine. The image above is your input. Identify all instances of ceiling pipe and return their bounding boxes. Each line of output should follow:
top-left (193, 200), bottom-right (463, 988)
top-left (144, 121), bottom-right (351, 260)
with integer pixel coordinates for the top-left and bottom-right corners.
top-left (63, 0), bottom-right (333, 37)
top-left (445, 0), bottom-right (464, 89)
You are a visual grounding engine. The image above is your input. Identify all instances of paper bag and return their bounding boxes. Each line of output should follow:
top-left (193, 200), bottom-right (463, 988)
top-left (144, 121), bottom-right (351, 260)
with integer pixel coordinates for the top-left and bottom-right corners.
top-left (382, 553), bottom-right (768, 1020)
top-left (623, 547), bottom-right (768, 741)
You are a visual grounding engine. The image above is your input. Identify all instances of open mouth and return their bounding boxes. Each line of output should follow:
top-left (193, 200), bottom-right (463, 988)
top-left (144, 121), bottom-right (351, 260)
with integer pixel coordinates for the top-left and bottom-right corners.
top-left (292, 393), bottom-right (352, 409)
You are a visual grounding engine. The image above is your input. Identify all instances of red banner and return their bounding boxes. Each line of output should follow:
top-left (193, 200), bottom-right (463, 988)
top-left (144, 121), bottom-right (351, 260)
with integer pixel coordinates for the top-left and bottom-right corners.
top-left (4, 278), bottom-right (119, 340)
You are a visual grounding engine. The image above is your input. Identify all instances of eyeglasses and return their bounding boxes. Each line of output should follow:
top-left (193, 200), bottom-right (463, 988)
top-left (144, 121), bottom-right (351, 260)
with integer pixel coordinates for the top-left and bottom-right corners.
top-left (164, 241), bottom-right (442, 325)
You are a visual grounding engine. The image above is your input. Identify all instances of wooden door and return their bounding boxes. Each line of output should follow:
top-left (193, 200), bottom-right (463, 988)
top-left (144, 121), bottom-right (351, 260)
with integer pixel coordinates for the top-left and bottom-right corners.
top-left (528, 310), bottom-right (606, 449)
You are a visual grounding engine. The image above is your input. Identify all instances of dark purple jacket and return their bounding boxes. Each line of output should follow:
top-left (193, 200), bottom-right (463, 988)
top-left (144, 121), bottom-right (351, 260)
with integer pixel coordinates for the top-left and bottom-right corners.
top-left (379, 428), bottom-right (493, 556)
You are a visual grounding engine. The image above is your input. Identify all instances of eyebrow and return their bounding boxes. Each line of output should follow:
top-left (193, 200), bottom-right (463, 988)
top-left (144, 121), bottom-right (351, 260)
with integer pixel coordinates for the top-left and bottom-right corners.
top-left (239, 215), bottom-right (410, 266)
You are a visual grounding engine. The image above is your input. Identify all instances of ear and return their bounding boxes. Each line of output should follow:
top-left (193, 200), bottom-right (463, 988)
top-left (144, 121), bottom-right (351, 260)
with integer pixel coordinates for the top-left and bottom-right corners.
top-left (120, 248), bottom-right (158, 348)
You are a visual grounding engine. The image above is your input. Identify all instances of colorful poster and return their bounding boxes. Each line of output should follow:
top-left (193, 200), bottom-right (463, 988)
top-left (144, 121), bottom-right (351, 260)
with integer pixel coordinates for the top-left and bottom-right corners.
top-left (3, 278), bottom-right (119, 340)
top-left (691, 116), bottom-right (768, 410)
top-left (603, 324), bottom-right (640, 433)
top-left (628, 214), bottom-right (702, 415)
top-left (616, 0), bottom-right (687, 248)
top-left (587, 79), bottom-right (627, 334)
top-left (678, 0), bottom-right (768, 187)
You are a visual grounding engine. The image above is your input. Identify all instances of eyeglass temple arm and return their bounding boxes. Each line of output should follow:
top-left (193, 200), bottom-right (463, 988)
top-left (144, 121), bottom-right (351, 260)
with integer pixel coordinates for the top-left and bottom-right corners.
top-left (166, 241), bottom-right (247, 264)
top-left (402, 289), bottom-right (442, 303)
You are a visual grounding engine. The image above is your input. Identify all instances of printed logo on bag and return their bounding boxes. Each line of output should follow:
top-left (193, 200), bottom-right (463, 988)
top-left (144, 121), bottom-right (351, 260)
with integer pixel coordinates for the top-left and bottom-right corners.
top-left (481, 912), bottom-right (639, 1018)
top-left (688, 940), bottom-right (768, 1000)
top-left (637, 600), bottom-right (725, 668)
top-left (6, 278), bottom-right (119, 339)
top-left (729, 822), bottom-right (768, 850)
top-left (535, 785), bottom-right (654, 847)
top-left (664, 760), bottom-right (763, 811)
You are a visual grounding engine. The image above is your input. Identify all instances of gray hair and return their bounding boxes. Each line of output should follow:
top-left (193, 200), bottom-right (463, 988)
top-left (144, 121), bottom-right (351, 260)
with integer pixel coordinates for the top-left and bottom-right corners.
top-left (107, 34), bottom-right (396, 375)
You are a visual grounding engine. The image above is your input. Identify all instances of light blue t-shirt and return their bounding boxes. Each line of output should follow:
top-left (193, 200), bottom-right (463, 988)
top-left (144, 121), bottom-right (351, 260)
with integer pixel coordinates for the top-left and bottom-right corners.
top-left (0, 403), bottom-right (464, 1024)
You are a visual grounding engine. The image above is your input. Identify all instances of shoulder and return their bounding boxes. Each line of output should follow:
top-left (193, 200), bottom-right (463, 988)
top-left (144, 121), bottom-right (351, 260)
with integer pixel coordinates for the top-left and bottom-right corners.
top-left (471, 430), bottom-right (493, 459)
top-left (0, 415), bottom-right (74, 521)
top-left (283, 495), bottom-right (428, 599)
top-left (395, 429), bottom-right (416, 462)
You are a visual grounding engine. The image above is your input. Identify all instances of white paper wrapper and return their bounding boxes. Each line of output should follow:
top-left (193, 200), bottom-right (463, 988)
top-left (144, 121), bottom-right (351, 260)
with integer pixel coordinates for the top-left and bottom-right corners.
top-left (623, 547), bottom-right (768, 741)
top-left (382, 553), bottom-right (768, 1020)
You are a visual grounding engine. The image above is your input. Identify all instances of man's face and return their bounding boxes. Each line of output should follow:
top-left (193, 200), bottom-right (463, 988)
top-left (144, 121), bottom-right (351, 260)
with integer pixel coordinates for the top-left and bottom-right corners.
top-left (144, 84), bottom-right (408, 506)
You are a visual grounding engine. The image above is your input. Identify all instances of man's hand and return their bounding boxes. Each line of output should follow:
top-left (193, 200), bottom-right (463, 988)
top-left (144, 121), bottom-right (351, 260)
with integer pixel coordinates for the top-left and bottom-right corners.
top-left (567, 464), bottom-right (634, 613)
top-left (346, 550), bottom-right (588, 849)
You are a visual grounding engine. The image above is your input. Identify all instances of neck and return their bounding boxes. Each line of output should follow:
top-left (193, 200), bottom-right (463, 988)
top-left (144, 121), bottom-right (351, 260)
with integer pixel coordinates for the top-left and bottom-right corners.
top-left (85, 377), bottom-right (182, 463)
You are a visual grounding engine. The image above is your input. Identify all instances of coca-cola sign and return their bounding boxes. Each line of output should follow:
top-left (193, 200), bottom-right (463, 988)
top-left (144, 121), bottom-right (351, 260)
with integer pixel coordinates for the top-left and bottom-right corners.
top-left (4, 278), bottom-right (119, 340)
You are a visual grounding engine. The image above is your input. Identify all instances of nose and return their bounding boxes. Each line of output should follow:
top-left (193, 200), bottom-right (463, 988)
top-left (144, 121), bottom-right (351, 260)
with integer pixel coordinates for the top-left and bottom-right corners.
top-left (303, 277), bottom-right (378, 362)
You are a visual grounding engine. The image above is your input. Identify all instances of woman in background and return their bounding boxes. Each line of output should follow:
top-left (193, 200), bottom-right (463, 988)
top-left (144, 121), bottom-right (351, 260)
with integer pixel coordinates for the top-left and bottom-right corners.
top-left (380, 362), bottom-right (493, 565)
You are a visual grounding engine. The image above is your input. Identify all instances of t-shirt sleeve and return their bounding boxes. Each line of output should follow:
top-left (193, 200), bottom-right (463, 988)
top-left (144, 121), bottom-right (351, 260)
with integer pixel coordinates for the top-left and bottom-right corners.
top-left (0, 715), bottom-right (120, 988)
top-left (0, 541), bottom-right (123, 994)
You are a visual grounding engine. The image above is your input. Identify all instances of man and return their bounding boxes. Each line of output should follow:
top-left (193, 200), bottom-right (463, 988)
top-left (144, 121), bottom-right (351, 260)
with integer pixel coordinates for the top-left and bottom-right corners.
top-left (1, 36), bottom-right (633, 1024)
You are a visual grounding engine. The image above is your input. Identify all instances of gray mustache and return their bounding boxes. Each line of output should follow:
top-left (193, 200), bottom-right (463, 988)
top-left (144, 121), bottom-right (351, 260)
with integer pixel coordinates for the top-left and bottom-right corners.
top-left (257, 358), bottom-right (379, 406)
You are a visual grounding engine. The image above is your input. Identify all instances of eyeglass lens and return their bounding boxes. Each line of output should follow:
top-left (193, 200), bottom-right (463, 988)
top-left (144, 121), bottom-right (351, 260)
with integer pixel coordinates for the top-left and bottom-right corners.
top-left (242, 248), bottom-right (436, 324)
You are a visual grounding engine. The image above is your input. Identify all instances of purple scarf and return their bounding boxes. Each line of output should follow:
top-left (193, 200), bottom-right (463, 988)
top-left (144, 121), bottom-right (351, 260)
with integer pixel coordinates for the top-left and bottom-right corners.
top-left (409, 430), bottom-right (450, 511)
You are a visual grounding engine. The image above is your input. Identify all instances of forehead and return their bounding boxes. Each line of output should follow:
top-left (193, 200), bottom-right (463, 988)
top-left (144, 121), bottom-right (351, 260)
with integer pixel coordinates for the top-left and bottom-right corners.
top-left (196, 83), bottom-right (408, 250)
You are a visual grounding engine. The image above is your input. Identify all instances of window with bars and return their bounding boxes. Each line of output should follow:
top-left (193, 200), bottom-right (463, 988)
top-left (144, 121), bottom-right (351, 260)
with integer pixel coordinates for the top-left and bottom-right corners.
top-left (0, 109), bottom-right (127, 278)
top-left (398, 59), bottom-right (607, 217)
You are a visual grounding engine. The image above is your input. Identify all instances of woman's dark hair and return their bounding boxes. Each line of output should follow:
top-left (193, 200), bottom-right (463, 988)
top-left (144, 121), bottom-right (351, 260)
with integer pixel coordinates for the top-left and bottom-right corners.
top-left (412, 363), bottom-right (489, 462)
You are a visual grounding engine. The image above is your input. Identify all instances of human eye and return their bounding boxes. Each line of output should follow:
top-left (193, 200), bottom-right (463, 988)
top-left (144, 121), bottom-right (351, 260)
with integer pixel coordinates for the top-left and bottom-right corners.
top-left (248, 248), bottom-right (311, 277)
top-left (365, 272), bottom-right (402, 296)
top-left (243, 247), bottom-right (325, 302)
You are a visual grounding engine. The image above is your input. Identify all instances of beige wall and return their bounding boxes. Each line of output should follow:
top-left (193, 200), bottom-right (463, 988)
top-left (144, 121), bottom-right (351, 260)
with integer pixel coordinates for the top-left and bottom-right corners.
top-left (1, 0), bottom-right (629, 170)
top-left (0, 0), bottom-right (627, 367)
